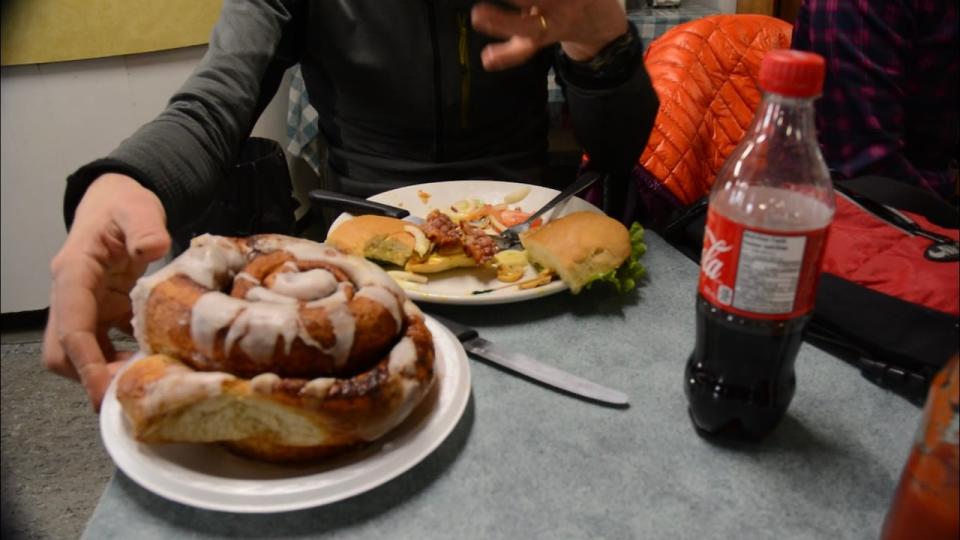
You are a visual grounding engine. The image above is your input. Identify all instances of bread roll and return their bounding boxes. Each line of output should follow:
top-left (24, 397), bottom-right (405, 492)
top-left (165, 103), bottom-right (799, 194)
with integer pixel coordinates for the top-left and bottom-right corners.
top-left (521, 211), bottom-right (631, 293)
top-left (326, 215), bottom-right (416, 267)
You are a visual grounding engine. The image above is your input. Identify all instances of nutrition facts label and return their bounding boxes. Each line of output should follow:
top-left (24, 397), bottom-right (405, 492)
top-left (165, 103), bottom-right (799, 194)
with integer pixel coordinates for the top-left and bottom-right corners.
top-left (732, 231), bottom-right (806, 314)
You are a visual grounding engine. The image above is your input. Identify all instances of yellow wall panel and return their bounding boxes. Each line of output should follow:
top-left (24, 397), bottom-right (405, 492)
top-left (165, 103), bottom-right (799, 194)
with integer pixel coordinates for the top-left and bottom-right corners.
top-left (1, 0), bottom-right (223, 66)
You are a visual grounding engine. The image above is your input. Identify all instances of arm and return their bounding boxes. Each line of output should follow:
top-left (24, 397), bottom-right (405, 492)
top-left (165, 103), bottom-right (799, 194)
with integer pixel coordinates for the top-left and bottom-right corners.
top-left (45, 0), bottom-right (304, 410)
top-left (63, 0), bottom-right (305, 230)
top-left (471, 1), bottom-right (658, 210)
top-left (557, 21), bottom-right (659, 177)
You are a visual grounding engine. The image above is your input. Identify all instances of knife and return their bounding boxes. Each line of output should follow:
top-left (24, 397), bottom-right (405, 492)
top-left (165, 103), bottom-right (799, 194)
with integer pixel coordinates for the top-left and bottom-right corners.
top-left (429, 313), bottom-right (629, 406)
top-left (308, 189), bottom-right (424, 224)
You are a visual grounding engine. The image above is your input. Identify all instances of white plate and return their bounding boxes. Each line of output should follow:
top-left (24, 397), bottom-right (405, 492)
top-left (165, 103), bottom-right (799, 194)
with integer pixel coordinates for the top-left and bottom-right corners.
top-left (327, 180), bottom-right (604, 305)
top-left (99, 316), bottom-right (471, 513)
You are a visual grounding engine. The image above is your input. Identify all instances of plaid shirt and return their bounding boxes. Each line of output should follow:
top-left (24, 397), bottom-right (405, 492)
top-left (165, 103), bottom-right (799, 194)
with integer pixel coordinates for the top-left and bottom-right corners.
top-left (792, 0), bottom-right (958, 201)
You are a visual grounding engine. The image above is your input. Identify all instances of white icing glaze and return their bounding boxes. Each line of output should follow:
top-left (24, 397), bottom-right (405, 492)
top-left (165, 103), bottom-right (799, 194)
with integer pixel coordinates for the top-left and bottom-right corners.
top-left (304, 283), bottom-right (352, 310)
top-left (252, 238), bottom-right (402, 296)
top-left (323, 303), bottom-right (357, 367)
top-left (133, 235), bottom-right (414, 371)
top-left (249, 372), bottom-right (281, 394)
top-left (301, 377), bottom-right (336, 399)
top-left (190, 293), bottom-right (247, 360)
top-left (268, 269), bottom-right (338, 300)
top-left (139, 365), bottom-right (235, 417)
top-left (403, 299), bottom-right (423, 318)
top-left (387, 337), bottom-right (418, 376)
top-left (245, 286), bottom-right (299, 305)
top-left (356, 286), bottom-right (402, 330)
top-left (225, 302), bottom-right (303, 360)
top-left (131, 235), bottom-right (245, 351)
top-left (235, 272), bottom-right (259, 284)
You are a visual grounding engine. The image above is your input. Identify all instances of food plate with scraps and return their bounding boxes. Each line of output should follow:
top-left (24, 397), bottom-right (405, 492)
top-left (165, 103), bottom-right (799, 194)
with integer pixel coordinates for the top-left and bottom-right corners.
top-left (327, 181), bottom-right (603, 305)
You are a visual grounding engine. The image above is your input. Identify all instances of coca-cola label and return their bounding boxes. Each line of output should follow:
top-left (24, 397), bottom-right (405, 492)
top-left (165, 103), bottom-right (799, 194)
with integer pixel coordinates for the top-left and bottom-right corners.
top-left (698, 208), bottom-right (828, 319)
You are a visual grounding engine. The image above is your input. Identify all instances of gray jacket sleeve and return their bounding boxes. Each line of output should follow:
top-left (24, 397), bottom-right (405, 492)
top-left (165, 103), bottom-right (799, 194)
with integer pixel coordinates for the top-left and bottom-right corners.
top-left (64, 0), bottom-right (304, 230)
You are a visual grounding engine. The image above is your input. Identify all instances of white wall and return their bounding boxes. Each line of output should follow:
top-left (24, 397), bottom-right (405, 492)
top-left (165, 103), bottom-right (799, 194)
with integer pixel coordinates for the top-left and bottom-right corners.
top-left (0, 46), bottom-right (300, 313)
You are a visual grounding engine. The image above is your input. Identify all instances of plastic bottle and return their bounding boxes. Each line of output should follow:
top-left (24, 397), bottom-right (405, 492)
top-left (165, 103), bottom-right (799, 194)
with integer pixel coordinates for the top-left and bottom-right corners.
top-left (684, 50), bottom-right (835, 441)
top-left (881, 355), bottom-right (959, 540)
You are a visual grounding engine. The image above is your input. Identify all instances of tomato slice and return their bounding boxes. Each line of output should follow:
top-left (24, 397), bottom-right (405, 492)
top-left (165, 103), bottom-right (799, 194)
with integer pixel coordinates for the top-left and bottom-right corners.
top-left (497, 209), bottom-right (531, 227)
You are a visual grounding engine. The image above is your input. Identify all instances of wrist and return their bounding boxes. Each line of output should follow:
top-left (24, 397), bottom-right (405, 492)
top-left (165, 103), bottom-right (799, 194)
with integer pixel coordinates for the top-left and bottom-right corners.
top-left (557, 22), bottom-right (643, 89)
top-left (82, 174), bottom-right (163, 216)
top-left (561, 21), bottom-right (629, 62)
top-left (65, 159), bottom-right (163, 230)
top-left (90, 173), bottom-right (140, 191)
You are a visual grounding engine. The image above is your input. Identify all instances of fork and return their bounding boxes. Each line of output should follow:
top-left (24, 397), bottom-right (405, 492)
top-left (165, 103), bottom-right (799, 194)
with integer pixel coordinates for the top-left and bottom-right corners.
top-left (492, 171), bottom-right (605, 250)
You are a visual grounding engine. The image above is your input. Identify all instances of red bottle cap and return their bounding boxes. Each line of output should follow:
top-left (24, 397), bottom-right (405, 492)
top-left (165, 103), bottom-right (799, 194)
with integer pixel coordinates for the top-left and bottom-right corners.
top-left (759, 49), bottom-right (825, 98)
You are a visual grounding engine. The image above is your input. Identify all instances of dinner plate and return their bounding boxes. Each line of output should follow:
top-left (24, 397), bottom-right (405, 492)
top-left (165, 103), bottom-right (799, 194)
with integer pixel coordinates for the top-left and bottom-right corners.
top-left (327, 180), bottom-right (604, 305)
top-left (99, 316), bottom-right (471, 513)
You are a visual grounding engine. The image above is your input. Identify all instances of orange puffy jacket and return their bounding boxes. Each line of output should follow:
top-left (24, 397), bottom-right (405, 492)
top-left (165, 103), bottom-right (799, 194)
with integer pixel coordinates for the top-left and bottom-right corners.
top-left (638, 15), bottom-right (793, 208)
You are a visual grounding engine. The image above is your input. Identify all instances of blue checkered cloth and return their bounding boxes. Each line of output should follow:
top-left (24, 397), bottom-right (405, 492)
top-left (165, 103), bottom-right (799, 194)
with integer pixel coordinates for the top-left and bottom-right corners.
top-left (286, 4), bottom-right (718, 172)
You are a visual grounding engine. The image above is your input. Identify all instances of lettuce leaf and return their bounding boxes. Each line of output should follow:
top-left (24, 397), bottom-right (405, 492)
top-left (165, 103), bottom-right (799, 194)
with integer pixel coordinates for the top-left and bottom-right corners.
top-left (585, 222), bottom-right (647, 294)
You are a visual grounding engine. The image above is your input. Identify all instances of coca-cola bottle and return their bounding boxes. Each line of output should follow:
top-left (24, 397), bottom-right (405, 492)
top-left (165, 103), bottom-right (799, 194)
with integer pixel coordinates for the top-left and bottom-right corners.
top-left (685, 50), bottom-right (835, 441)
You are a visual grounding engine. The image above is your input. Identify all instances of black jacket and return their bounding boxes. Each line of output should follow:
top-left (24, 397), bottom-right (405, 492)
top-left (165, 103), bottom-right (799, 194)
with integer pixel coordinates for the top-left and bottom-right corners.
top-left (64, 0), bottom-right (658, 230)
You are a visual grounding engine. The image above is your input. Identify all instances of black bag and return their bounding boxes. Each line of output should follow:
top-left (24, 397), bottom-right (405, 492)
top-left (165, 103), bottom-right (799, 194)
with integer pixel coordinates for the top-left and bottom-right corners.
top-left (661, 177), bottom-right (960, 406)
top-left (172, 137), bottom-right (299, 255)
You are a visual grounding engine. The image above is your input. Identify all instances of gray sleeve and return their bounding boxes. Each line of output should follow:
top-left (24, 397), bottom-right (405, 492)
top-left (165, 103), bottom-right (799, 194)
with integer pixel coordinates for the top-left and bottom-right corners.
top-left (63, 0), bottom-right (304, 230)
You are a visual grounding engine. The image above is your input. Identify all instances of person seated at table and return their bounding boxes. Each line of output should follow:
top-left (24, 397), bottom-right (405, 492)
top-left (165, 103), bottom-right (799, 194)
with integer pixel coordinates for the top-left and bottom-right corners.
top-left (791, 0), bottom-right (958, 203)
top-left (42, 0), bottom-right (660, 410)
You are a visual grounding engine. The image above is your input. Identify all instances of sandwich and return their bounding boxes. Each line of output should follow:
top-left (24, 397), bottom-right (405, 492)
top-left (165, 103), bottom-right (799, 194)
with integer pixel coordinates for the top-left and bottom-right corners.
top-left (520, 211), bottom-right (647, 294)
top-left (324, 215), bottom-right (418, 267)
top-left (327, 211), bottom-right (500, 274)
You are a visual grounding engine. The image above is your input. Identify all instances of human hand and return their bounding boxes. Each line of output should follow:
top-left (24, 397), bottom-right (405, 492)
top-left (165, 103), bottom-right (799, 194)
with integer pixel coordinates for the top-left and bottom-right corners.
top-left (43, 173), bottom-right (170, 411)
top-left (471, 0), bottom-right (628, 70)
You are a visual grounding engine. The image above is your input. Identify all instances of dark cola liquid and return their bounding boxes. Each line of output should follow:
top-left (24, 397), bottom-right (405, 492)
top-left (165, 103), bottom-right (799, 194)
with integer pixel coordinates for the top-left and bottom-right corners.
top-left (685, 294), bottom-right (809, 441)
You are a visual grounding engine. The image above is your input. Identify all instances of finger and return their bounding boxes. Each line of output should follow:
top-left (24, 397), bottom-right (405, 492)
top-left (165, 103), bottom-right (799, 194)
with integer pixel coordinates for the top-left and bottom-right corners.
top-left (54, 258), bottom-right (112, 410)
top-left (112, 351), bottom-right (135, 366)
top-left (97, 329), bottom-right (119, 362)
top-left (115, 203), bottom-right (170, 264)
top-left (481, 37), bottom-right (540, 71)
top-left (99, 282), bottom-right (136, 325)
top-left (472, 3), bottom-right (547, 41)
top-left (42, 301), bottom-right (80, 381)
top-left (61, 331), bottom-right (112, 411)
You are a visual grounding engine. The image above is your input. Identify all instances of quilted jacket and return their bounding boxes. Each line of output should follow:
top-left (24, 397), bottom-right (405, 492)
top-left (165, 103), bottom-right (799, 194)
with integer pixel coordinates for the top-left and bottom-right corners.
top-left (637, 15), bottom-right (793, 213)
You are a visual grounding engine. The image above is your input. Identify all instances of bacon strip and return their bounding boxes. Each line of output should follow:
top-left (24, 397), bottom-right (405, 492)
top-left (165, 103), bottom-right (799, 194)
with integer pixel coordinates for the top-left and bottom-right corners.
top-left (461, 222), bottom-right (498, 264)
top-left (422, 210), bottom-right (463, 250)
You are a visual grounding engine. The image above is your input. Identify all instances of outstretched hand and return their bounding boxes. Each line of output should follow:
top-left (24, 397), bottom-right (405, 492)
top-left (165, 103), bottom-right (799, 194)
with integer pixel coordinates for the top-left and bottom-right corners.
top-left (471, 0), bottom-right (628, 71)
top-left (43, 173), bottom-right (170, 411)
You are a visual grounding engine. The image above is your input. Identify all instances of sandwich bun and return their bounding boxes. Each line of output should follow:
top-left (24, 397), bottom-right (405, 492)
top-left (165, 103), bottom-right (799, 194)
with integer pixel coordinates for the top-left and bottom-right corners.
top-left (326, 215), bottom-right (415, 267)
top-left (326, 213), bottom-right (490, 274)
top-left (520, 211), bottom-right (631, 294)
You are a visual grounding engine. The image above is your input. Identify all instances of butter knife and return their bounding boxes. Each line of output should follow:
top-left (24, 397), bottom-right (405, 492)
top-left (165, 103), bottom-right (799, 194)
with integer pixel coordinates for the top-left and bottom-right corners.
top-left (308, 189), bottom-right (425, 225)
top-left (430, 313), bottom-right (629, 406)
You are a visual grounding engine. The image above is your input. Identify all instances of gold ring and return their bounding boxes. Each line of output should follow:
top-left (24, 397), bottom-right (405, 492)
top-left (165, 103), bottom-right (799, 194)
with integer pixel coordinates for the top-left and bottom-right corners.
top-left (538, 14), bottom-right (548, 32)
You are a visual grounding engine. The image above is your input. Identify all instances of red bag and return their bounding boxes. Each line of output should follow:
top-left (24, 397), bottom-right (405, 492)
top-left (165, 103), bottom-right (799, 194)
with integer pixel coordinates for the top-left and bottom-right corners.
top-left (811, 180), bottom-right (958, 405)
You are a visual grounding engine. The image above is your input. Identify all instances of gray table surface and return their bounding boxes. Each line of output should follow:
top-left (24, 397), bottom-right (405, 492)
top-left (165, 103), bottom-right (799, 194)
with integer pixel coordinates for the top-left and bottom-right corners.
top-left (82, 232), bottom-right (919, 539)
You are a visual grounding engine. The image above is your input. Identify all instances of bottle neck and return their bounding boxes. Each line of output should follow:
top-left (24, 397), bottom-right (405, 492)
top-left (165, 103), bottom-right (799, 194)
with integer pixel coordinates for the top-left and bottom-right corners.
top-left (751, 92), bottom-right (818, 143)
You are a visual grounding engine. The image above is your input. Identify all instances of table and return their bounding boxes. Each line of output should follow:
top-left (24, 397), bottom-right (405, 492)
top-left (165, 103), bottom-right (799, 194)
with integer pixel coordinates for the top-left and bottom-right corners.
top-left (286, 4), bottom-right (720, 174)
top-left (82, 232), bottom-right (919, 539)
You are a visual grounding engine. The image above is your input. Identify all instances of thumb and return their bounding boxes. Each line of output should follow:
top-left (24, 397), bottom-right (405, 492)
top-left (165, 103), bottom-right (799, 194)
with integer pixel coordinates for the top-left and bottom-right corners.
top-left (115, 192), bottom-right (171, 264)
top-left (127, 224), bottom-right (171, 263)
